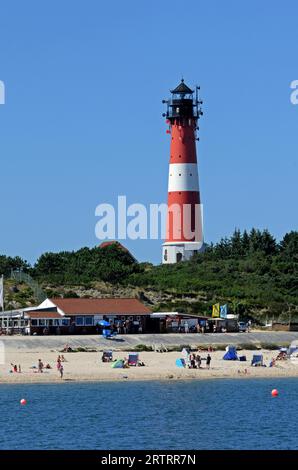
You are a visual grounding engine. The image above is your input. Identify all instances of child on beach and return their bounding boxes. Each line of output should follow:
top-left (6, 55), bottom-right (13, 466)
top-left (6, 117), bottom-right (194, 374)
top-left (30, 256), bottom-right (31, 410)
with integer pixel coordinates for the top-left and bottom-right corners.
top-left (206, 354), bottom-right (211, 369)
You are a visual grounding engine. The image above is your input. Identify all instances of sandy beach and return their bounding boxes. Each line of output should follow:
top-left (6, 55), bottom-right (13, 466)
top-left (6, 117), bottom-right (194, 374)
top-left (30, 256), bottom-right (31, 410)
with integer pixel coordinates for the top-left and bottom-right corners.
top-left (1, 348), bottom-right (298, 384)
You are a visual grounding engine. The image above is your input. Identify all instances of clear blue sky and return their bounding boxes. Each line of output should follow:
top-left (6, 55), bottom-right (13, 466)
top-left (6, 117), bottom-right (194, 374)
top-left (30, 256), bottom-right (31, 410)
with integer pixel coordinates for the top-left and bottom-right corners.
top-left (0, 1), bottom-right (297, 265)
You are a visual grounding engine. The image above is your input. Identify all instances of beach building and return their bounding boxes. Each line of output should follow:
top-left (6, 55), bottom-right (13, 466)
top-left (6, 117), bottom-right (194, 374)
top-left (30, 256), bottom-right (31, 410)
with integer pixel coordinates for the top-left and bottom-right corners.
top-left (0, 297), bottom-right (227, 335)
top-left (0, 298), bottom-right (152, 335)
top-left (27, 298), bottom-right (152, 335)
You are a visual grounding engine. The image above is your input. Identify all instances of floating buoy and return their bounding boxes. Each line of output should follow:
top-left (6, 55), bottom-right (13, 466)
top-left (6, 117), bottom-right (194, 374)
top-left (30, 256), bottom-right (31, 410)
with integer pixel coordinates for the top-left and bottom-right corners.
top-left (20, 399), bottom-right (27, 405)
top-left (271, 389), bottom-right (279, 397)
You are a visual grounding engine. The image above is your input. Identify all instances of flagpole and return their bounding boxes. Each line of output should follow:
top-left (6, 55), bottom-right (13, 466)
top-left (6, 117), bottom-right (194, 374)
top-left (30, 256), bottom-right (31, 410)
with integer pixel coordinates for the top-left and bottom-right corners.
top-left (0, 274), bottom-right (4, 312)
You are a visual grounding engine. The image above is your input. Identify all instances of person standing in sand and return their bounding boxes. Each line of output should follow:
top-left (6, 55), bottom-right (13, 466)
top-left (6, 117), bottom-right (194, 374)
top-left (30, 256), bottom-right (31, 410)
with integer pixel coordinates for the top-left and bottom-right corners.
top-left (206, 354), bottom-right (211, 369)
top-left (59, 364), bottom-right (64, 379)
top-left (38, 359), bottom-right (44, 373)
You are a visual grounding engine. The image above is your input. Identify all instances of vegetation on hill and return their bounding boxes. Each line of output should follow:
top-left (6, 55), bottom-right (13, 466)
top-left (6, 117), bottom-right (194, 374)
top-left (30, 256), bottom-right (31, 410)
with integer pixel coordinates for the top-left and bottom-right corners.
top-left (128, 229), bottom-right (298, 320)
top-left (0, 229), bottom-right (297, 321)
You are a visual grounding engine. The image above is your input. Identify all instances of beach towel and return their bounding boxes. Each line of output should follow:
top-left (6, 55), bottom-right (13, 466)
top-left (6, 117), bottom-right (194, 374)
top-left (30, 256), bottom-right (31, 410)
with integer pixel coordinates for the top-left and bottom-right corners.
top-left (111, 360), bottom-right (124, 369)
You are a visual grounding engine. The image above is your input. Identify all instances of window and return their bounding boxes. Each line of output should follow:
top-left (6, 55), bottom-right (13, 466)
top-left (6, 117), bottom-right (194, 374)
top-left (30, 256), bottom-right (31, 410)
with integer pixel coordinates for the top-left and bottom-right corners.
top-left (85, 316), bottom-right (93, 326)
top-left (31, 319), bottom-right (38, 326)
top-left (76, 317), bottom-right (84, 326)
top-left (38, 319), bottom-right (45, 326)
top-left (62, 319), bottom-right (70, 326)
top-left (54, 319), bottom-right (60, 326)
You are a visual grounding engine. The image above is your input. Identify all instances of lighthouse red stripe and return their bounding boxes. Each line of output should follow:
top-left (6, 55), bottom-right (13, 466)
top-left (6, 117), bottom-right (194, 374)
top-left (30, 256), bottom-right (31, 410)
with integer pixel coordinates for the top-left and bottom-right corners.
top-left (170, 122), bottom-right (197, 164)
top-left (166, 191), bottom-right (202, 243)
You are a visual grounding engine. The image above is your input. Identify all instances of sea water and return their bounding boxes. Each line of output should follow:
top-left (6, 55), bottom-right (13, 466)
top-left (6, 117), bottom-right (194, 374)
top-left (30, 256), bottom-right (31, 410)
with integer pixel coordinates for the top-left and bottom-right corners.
top-left (0, 378), bottom-right (297, 450)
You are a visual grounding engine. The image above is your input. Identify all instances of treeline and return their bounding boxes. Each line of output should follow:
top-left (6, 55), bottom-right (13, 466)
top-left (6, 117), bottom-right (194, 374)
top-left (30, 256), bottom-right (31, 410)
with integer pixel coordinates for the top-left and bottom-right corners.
top-left (32, 245), bottom-right (140, 284)
top-left (0, 255), bottom-right (30, 277)
top-left (0, 245), bottom-right (139, 284)
top-left (203, 229), bottom-right (297, 260)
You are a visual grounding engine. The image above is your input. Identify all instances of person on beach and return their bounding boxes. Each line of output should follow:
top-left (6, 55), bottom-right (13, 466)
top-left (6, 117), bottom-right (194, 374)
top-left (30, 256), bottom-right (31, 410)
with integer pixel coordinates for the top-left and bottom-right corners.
top-left (206, 354), bottom-right (211, 369)
top-left (11, 363), bottom-right (18, 373)
top-left (123, 357), bottom-right (129, 368)
top-left (59, 364), bottom-right (64, 379)
top-left (38, 359), bottom-right (44, 373)
top-left (190, 355), bottom-right (196, 368)
top-left (18, 364), bottom-right (21, 373)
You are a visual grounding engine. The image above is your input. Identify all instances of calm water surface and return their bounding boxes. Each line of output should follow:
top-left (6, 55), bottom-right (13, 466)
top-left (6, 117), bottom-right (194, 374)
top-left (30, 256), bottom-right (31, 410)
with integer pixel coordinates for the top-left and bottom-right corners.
top-left (0, 378), bottom-right (297, 449)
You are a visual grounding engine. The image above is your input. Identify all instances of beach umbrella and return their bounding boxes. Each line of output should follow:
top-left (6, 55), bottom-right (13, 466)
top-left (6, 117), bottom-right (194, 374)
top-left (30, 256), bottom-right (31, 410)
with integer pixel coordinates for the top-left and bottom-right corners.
top-left (99, 320), bottom-right (110, 327)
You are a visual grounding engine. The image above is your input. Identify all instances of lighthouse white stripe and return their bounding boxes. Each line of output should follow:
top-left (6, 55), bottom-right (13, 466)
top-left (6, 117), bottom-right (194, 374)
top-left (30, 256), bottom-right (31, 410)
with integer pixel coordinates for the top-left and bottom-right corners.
top-left (168, 163), bottom-right (199, 192)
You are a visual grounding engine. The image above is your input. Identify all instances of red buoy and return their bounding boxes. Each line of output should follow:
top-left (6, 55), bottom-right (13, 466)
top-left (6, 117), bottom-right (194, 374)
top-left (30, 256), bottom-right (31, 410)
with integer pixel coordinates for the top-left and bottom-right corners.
top-left (20, 398), bottom-right (27, 405)
top-left (271, 389), bottom-right (279, 397)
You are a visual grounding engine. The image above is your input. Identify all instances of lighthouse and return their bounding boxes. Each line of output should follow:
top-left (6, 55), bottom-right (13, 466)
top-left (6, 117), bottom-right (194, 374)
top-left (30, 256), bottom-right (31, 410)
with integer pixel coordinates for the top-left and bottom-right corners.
top-left (162, 79), bottom-right (204, 264)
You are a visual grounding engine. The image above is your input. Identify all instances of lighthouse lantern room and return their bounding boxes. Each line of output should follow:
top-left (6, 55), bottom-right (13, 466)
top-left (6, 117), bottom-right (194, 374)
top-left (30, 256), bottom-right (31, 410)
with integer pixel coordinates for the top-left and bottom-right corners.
top-left (162, 79), bottom-right (204, 264)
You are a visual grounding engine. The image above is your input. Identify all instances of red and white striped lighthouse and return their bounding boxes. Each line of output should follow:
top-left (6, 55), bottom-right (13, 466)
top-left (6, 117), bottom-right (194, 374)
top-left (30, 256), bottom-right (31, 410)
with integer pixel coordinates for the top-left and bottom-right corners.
top-left (162, 79), bottom-right (204, 264)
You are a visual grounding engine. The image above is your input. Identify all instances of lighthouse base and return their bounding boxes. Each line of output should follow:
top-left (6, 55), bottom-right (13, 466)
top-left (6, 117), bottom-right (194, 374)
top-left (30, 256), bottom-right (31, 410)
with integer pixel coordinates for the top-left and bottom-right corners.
top-left (162, 242), bottom-right (204, 264)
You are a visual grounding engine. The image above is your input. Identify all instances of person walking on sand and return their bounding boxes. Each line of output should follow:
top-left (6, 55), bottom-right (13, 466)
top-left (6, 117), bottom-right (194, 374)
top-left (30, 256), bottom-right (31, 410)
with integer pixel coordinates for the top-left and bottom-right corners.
top-left (59, 364), bottom-right (64, 379)
top-left (38, 359), bottom-right (44, 373)
top-left (206, 353), bottom-right (212, 369)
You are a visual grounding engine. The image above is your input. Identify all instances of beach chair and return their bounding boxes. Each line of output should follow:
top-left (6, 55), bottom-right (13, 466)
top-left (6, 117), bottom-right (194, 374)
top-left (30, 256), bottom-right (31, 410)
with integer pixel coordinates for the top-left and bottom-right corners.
top-left (251, 354), bottom-right (263, 366)
top-left (102, 350), bottom-right (113, 362)
top-left (128, 353), bottom-right (139, 366)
